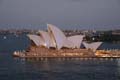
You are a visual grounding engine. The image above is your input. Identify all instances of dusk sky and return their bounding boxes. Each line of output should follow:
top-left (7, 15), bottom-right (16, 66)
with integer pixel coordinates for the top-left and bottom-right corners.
top-left (0, 0), bottom-right (120, 30)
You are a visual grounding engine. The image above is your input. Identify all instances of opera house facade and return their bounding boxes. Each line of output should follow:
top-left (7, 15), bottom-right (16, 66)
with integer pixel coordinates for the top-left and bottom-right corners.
top-left (28, 24), bottom-right (102, 50)
top-left (13, 24), bottom-right (104, 58)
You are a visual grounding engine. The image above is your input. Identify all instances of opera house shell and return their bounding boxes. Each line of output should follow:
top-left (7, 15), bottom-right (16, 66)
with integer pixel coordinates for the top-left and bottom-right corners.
top-left (27, 24), bottom-right (102, 50)
top-left (83, 42), bottom-right (103, 51)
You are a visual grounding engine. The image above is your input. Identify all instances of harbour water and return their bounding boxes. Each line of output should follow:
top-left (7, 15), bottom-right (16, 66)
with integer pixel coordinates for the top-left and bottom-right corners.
top-left (0, 34), bottom-right (120, 80)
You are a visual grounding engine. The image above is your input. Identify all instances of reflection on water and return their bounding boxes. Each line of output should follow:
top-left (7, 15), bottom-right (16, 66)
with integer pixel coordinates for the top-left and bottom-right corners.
top-left (1, 54), bottom-right (120, 80)
top-left (0, 48), bottom-right (120, 80)
top-left (117, 59), bottom-right (120, 75)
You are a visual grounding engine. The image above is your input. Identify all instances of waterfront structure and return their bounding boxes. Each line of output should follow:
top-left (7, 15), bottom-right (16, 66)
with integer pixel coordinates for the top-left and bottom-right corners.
top-left (67, 35), bottom-right (84, 48)
top-left (38, 30), bottom-right (55, 48)
top-left (27, 34), bottom-right (45, 46)
top-left (83, 42), bottom-right (103, 51)
top-left (13, 24), bottom-right (120, 58)
top-left (47, 24), bottom-right (73, 49)
top-left (27, 24), bottom-right (84, 49)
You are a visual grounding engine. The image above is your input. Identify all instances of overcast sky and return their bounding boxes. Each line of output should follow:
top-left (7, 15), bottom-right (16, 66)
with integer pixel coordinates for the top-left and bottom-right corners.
top-left (0, 0), bottom-right (120, 30)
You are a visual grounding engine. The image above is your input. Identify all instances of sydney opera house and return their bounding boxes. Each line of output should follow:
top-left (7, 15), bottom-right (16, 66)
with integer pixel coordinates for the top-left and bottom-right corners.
top-left (14, 24), bottom-right (104, 58)
top-left (27, 24), bottom-right (102, 50)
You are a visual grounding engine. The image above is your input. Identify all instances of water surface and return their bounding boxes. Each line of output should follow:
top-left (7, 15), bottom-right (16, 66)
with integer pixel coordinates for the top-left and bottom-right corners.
top-left (0, 34), bottom-right (120, 80)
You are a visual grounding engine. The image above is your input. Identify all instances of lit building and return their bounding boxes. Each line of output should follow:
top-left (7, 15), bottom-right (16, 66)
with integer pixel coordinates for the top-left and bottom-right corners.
top-left (27, 24), bottom-right (102, 50)
top-left (27, 24), bottom-right (85, 49)
top-left (13, 24), bottom-right (106, 58)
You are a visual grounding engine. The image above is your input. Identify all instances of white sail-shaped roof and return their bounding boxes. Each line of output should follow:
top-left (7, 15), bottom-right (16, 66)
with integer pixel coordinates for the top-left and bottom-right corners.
top-left (38, 30), bottom-right (55, 48)
top-left (83, 42), bottom-right (103, 51)
top-left (47, 24), bottom-right (67, 49)
top-left (27, 34), bottom-right (45, 46)
top-left (28, 24), bottom-right (102, 50)
top-left (67, 35), bottom-right (84, 48)
top-left (63, 39), bottom-right (74, 48)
